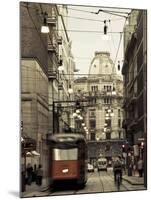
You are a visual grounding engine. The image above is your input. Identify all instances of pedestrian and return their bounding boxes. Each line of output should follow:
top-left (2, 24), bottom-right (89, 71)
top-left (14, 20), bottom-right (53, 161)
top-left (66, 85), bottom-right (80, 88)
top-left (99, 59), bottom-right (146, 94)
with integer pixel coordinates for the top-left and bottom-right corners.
top-left (37, 164), bottom-right (43, 186)
top-left (26, 163), bottom-right (33, 185)
top-left (32, 164), bottom-right (37, 182)
top-left (137, 159), bottom-right (143, 177)
top-left (113, 157), bottom-right (123, 182)
top-left (133, 164), bottom-right (136, 176)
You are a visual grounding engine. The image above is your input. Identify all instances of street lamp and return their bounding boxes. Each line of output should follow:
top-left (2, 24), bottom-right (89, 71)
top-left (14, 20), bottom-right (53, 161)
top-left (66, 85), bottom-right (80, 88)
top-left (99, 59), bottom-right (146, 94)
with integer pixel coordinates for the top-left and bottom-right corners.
top-left (102, 20), bottom-right (109, 40)
top-left (72, 112), bottom-right (77, 118)
top-left (76, 109), bottom-right (81, 114)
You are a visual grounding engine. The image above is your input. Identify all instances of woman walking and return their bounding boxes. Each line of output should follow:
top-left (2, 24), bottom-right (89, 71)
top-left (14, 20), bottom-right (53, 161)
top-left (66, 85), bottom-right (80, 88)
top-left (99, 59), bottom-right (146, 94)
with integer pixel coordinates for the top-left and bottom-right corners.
top-left (36, 164), bottom-right (43, 186)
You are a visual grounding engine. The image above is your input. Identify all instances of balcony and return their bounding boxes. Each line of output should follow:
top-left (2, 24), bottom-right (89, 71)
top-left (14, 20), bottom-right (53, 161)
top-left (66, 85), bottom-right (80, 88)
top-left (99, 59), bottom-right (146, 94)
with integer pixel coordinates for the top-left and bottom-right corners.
top-left (58, 83), bottom-right (63, 90)
top-left (89, 91), bottom-right (98, 97)
top-left (58, 59), bottom-right (63, 66)
top-left (48, 70), bottom-right (57, 80)
top-left (48, 43), bottom-right (57, 52)
top-left (47, 16), bottom-right (57, 26)
top-left (57, 36), bottom-right (62, 45)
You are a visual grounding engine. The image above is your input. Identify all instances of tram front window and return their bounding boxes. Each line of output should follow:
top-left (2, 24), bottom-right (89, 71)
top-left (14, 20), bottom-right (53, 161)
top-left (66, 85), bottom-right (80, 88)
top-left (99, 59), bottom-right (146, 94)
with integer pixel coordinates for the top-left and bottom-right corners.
top-left (53, 148), bottom-right (78, 161)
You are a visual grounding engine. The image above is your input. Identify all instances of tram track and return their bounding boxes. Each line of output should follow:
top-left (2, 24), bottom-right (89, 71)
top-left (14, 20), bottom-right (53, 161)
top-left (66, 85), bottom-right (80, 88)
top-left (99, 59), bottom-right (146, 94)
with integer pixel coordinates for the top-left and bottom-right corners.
top-left (107, 172), bottom-right (130, 191)
top-left (48, 171), bottom-right (96, 195)
top-left (48, 170), bottom-right (130, 196)
top-left (98, 171), bottom-right (105, 192)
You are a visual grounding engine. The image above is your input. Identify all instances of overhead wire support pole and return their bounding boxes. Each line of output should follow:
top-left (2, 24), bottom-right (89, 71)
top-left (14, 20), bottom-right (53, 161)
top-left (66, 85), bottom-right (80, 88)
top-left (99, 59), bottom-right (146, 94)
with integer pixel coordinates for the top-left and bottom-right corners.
top-left (91, 9), bottom-right (130, 15)
top-left (114, 32), bottom-right (123, 65)
top-left (92, 9), bottom-right (128, 18)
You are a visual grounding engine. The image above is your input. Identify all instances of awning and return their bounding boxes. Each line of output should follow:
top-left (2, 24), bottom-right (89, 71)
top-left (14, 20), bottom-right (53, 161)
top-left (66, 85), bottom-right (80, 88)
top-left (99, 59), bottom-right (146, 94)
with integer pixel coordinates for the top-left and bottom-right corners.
top-left (31, 150), bottom-right (40, 156)
top-left (26, 152), bottom-right (32, 157)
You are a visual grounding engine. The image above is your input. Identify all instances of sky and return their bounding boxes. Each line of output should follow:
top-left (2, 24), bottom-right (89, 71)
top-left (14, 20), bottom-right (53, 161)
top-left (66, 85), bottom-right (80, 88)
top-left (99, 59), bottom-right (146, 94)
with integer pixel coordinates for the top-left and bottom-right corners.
top-left (65, 5), bottom-right (131, 75)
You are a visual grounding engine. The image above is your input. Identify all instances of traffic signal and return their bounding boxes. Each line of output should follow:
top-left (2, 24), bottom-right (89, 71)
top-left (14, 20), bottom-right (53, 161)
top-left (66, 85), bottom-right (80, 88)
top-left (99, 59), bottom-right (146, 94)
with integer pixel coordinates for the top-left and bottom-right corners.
top-left (122, 144), bottom-right (125, 152)
top-left (21, 121), bottom-right (23, 130)
top-left (76, 101), bottom-right (80, 109)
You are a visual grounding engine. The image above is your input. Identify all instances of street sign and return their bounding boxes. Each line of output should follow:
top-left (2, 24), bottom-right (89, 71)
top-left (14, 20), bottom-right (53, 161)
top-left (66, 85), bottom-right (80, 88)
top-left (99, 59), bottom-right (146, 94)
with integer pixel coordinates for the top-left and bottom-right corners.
top-left (123, 152), bottom-right (127, 158)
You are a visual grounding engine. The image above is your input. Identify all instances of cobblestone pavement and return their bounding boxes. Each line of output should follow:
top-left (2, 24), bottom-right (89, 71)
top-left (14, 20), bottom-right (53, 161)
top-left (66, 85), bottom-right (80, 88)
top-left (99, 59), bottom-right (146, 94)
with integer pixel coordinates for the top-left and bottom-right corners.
top-left (22, 169), bottom-right (146, 198)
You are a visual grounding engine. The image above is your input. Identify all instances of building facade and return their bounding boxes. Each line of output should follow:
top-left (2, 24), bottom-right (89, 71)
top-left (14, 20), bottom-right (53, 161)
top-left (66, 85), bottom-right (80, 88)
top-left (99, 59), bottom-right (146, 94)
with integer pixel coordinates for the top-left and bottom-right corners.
top-left (74, 51), bottom-right (125, 162)
top-left (21, 2), bottom-right (75, 184)
top-left (122, 10), bottom-right (147, 186)
top-left (21, 2), bottom-right (49, 180)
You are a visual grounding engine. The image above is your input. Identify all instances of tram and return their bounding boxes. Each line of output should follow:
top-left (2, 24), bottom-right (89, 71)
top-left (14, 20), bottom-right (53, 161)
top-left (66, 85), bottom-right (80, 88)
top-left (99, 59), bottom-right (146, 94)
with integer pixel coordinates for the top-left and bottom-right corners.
top-left (48, 133), bottom-right (88, 189)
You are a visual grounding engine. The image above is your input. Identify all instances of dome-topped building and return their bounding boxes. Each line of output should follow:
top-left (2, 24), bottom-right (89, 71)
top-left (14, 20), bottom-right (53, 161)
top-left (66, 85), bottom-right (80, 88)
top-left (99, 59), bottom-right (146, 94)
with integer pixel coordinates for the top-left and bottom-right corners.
top-left (88, 51), bottom-right (116, 77)
top-left (74, 51), bottom-right (124, 162)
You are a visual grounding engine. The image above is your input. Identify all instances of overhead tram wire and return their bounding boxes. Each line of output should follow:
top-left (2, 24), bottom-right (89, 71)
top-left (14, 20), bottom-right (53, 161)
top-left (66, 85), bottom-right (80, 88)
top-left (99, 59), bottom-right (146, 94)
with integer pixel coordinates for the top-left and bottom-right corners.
top-left (22, 64), bottom-right (146, 78)
top-left (68, 7), bottom-right (130, 15)
top-left (62, 15), bottom-right (105, 23)
top-left (61, 14), bottom-right (125, 23)
top-left (54, 29), bottom-right (123, 34)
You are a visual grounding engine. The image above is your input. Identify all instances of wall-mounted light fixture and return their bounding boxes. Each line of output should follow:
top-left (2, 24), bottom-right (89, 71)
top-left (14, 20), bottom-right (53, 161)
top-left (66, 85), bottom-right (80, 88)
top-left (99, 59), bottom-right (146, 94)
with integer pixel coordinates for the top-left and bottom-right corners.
top-left (112, 85), bottom-right (116, 95)
top-left (41, 12), bottom-right (49, 33)
top-left (126, 17), bottom-right (129, 25)
top-left (58, 66), bottom-right (64, 71)
top-left (68, 84), bottom-right (73, 94)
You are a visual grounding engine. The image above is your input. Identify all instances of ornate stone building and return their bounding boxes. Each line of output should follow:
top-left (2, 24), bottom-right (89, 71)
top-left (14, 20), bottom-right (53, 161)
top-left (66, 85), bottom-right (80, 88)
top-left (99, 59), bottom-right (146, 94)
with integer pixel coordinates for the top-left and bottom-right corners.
top-left (74, 51), bottom-right (125, 162)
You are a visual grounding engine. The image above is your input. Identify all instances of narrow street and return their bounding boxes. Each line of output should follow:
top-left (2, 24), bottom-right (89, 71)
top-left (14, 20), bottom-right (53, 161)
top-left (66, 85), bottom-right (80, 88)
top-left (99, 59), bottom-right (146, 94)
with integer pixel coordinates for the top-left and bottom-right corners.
top-left (22, 169), bottom-right (145, 198)
top-left (49, 170), bottom-right (145, 196)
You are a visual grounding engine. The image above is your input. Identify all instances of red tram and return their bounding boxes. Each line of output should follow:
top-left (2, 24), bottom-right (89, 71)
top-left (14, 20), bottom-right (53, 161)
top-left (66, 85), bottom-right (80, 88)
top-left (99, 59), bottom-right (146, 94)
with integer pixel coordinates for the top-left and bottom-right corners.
top-left (48, 133), bottom-right (88, 189)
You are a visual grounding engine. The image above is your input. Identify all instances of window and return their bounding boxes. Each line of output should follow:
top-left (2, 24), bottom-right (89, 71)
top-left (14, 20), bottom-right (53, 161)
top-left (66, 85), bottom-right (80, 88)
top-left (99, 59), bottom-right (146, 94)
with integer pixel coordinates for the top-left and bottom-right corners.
top-left (118, 119), bottom-right (121, 128)
top-left (105, 119), bottom-right (111, 127)
top-left (90, 98), bottom-right (97, 105)
top-left (89, 120), bottom-right (96, 129)
top-left (104, 85), bottom-right (112, 91)
top-left (53, 148), bottom-right (78, 160)
top-left (89, 109), bottom-right (96, 117)
top-left (118, 109), bottom-right (121, 117)
top-left (106, 132), bottom-right (111, 140)
top-left (91, 86), bottom-right (98, 92)
top-left (104, 98), bottom-right (112, 104)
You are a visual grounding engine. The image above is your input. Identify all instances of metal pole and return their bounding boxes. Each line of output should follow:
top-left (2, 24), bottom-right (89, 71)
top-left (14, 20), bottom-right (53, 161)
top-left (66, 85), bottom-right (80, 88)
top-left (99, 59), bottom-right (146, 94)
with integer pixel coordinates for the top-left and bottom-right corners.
top-left (53, 101), bottom-right (55, 134)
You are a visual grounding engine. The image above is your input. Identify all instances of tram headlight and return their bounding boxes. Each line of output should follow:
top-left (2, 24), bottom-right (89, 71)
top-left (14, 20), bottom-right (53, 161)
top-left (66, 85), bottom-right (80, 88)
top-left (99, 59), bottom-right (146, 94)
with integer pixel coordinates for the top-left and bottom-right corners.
top-left (62, 169), bottom-right (69, 173)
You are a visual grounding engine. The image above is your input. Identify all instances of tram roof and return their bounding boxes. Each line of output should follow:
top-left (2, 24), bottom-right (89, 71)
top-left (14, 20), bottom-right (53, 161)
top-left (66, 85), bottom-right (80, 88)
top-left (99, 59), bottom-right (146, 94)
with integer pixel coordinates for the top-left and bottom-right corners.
top-left (48, 133), bottom-right (85, 142)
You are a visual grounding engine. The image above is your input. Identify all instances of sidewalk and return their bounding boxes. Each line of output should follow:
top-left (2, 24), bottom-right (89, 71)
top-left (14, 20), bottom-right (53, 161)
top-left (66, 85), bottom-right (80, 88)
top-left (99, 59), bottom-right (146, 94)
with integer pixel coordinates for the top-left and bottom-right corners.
top-left (21, 178), bottom-right (49, 198)
top-left (107, 168), bottom-right (144, 186)
top-left (123, 172), bottom-right (144, 185)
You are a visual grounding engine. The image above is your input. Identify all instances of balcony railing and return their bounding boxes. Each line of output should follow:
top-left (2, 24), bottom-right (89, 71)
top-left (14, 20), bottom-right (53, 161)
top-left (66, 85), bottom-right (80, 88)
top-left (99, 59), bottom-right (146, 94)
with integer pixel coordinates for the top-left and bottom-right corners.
top-left (48, 70), bottom-right (57, 80)
top-left (47, 16), bottom-right (57, 26)
top-left (57, 36), bottom-right (62, 45)
top-left (48, 43), bottom-right (57, 52)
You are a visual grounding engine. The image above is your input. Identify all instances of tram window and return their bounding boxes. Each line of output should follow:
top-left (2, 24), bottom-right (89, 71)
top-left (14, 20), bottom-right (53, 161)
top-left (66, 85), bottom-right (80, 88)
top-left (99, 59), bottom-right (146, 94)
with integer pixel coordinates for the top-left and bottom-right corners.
top-left (53, 148), bottom-right (78, 160)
